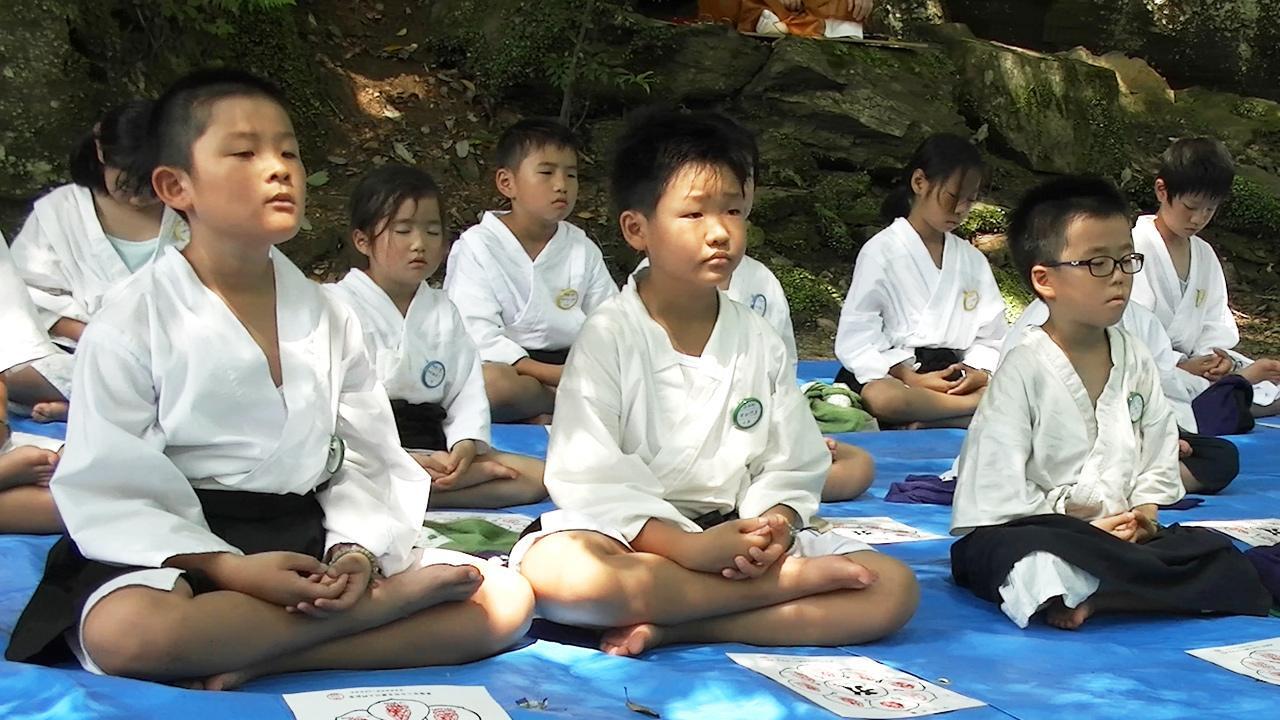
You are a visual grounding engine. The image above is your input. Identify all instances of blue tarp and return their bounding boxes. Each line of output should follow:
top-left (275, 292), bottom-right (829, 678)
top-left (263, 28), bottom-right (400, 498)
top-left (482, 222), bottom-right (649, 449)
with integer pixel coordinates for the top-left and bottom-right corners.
top-left (2, 361), bottom-right (1277, 719)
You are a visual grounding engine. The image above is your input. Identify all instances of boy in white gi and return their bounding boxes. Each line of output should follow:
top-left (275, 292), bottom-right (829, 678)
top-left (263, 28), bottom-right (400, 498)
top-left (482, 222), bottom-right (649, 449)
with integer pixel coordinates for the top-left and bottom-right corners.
top-left (5, 101), bottom-right (184, 423)
top-left (444, 119), bottom-right (618, 423)
top-left (0, 233), bottom-right (62, 533)
top-left (514, 109), bottom-right (918, 657)
top-left (950, 176), bottom-right (1271, 630)
top-left (629, 115), bottom-right (874, 501)
top-left (1130, 137), bottom-right (1280, 422)
top-left (328, 164), bottom-right (546, 508)
top-left (4, 69), bottom-right (534, 688)
top-left (835, 134), bottom-right (1007, 429)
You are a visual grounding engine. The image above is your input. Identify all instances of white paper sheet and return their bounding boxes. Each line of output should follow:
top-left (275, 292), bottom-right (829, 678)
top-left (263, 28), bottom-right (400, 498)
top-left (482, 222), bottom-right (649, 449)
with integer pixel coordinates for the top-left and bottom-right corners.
top-left (819, 517), bottom-right (946, 544)
top-left (727, 653), bottom-right (985, 718)
top-left (1187, 637), bottom-right (1280, 686)
top-left (1180, 519), bottom-right (1280, 547)
top-left (284, 685), bottom-right (511, 720)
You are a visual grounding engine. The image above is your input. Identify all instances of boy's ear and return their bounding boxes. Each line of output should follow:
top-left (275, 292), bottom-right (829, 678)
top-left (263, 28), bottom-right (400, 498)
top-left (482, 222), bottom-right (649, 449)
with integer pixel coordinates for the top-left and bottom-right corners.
top-left (495, 167), bottom-right (517, 201)
top-left (1154, 178), bottom-right (1168, 206)
top-left (1030, 265), bottom-right (1055, 301)
top-left (619, 209), bottom-right (647, 253)
top-left (151, 165), bottom-right (193, 214)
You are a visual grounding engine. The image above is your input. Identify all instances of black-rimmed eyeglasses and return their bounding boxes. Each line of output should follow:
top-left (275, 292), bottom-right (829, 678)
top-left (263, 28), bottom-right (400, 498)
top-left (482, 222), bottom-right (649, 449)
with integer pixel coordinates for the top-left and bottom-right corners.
top-left (1042, 253), bottom-right (1144, 278)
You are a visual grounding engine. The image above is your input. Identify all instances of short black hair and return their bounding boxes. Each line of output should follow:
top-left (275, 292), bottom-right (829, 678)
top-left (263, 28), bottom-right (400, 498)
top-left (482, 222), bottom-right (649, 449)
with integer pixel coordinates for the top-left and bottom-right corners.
top-left (881, 133), bottom-right (985, 220)
top-left (69, 100), bottom-right (155, 197)
top-left (1157, 137), bottom-right (1235, 202)
top-left (150, 68), bottom-right (290, 173)
top-left (610, 108), bottom-right (754, 219)
top-left (494, 118), bottom-right (579, 171)
top-left (348, 164), bottom-right (445, 269)
top-left (1007, 176), bottom-right (1129, 297)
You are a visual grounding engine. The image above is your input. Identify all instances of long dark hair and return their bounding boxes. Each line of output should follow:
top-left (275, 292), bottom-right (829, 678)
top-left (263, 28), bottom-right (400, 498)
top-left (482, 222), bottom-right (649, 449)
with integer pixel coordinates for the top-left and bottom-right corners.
top-left (68, 100), bottom-right (155, 197)
top-left (880, 133), bottom-right (985, 220)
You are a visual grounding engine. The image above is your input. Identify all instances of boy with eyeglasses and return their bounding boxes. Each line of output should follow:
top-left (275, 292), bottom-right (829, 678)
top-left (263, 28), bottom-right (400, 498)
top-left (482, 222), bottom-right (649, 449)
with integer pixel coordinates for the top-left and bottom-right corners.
top-left (948, 176), bottom-right (1273, 630)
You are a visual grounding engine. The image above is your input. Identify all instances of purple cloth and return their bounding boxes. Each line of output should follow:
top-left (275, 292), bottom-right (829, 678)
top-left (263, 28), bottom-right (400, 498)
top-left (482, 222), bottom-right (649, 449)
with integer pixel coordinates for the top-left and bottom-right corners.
top-left (1243, 543), bottom-right (1280, 607)
top-left (1192, 374), bottom-right (1255, 436)
top-left (885, 474), bottom-right (955, 505)
top-left (1160, 497), bottom-right (1205, 511)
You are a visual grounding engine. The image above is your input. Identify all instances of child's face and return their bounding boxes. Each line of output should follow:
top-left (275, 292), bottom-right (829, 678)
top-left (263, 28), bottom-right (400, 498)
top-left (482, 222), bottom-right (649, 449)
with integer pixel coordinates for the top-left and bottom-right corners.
top-left (169, 95), bottom-right (305, 246)
top-left (1155, 180), bottom-right (1221, 240)
top-left (357, 195), bottom-right (445, 290)
top-left (498, 144), bottom-right (578, 225)
top-left (911, 168), bottom-right (981, 235)
top-left (624, 162), bottom-right (747, 289)
top-left (1036, 214), bottom-right (1136, 329)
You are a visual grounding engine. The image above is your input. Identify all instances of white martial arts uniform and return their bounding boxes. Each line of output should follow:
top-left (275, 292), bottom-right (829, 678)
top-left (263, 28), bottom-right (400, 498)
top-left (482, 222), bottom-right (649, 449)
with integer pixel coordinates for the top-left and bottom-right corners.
top-left (510, 277), bottom-right (869, 568)
top-left (51, 246), bottom-right (433, 672)
top-left (631, 254), bottom-right (798, 368)
top-left (835, 217), bottom-right (1007, 384)
top-left (1130, 215), bottom-right (1278, 406)
top-left (444, 211), bottom-right (617, 365)
top-left (1005, 300), bottom-right (1201, 432)
top-left (0, 233), bottom-right (57, 373)
top-left (327, 269), bottom-right (490, 452)
top-left (951, 325), bottom-right (1183, 626)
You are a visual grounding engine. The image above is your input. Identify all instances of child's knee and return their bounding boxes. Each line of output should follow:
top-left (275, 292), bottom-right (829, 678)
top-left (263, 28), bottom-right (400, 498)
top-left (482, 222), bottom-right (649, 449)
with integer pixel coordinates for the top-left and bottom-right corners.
top-left (859, 380), bottom-right (906, 419)
top-left (852, 553), bottom-right (920, 636)
top-left (473, 564), bottom-right (535, 641)
top-left (521, 534), bottom-right (639, 615)
top-left (81, 587), bottom-right (190, 677)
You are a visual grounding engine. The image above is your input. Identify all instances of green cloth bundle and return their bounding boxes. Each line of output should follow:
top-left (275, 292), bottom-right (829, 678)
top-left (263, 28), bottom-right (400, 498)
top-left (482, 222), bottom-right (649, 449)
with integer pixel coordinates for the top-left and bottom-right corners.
top-left (801, 381), bottom-right (876, 433)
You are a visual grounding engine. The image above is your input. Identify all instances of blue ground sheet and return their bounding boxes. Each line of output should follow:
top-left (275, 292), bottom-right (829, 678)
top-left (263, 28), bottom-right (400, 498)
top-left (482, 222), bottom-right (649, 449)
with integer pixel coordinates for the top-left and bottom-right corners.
top-left (2, 360), bottom-right (1277, 719)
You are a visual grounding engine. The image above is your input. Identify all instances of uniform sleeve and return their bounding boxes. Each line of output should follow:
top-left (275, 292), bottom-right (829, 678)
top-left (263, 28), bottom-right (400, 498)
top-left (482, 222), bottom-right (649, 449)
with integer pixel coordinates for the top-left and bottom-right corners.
top-left (51, 321), bottom-right (241, 566)
top-left (581, 245), bottom-right (619, 315)
top-left (443, 240), bottom-right (530, 365)
top-left (834, 252), bottom-right (914, 382)
top-left (9, 212), bottom-right (85, 328)
top-left (962, 260), bottom-right (1008, 372)
top-left (0, 234), bottom-right (57, 371)
top-left (318, 309), bottom-right (430, 576)
top-left (544, 320), bottom-right (693, 541)
top-left (441, 302), bottom-right (492, 452)
top-left (1193, 257), bottom-right (1240, 356)
top-left (1129, 346), bottom-right (1185, 508)
top-left (951, 354), bottom-right (1047, 535)
top-left (763, 271), bottom-right (799, 369)
top-left (736, 337), bottom-right (828, 524)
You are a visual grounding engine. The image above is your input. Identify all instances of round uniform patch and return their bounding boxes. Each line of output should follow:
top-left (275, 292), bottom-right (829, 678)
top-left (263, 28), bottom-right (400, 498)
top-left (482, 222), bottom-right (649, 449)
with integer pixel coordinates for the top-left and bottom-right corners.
top-left (555, 288), bottom-right (580, 310)
top-left (421, 360), bottom-right (447, 389)
top-left (749, 293), bottom-right (768, 316)
top-left (1127, 392), bottom-right (1146, 424)
top-left (732, 397), bottom-right (764, 430)
top-left (325, 434), bottom-right (346, 475)
top-left (962, 290), bottom-right (979, 312)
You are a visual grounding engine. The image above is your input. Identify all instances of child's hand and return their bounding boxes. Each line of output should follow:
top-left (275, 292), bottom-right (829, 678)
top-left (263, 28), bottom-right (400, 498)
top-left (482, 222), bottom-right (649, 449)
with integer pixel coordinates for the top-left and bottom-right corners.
top-left (906, 365), bottom-right (962, 394)
top-left (825, 437), bottom-right (840, 462)
top-left (1239, 358), bottom-right (1280, 385)
top-left (1132, 511), bottom-right (1158, 544)
top-left (218, 551), bottom-right (345, 608)
top-left (412, 451), bottom-right (451, 481)
top-left (721, 514), bottom-right (793, 580)
top-left (289, 551), bottom-right (374, 617)
top-left (1178, 354), bottom-right (1220, 379)
top-left (429, 440), bottom-right (479, 490)
top-left (1178, 438), bottom-right (1192, 459)
top-left (679, 518), bottom-right (775, 576)
top-left (946, 365), bottom-right (989, 395)
top-left (846, 0), bottom-right (874, 23)
top-left (1206, 349), bottom-right (1234, 380)
top-left (1092, 512), bottom-right (1139, 542)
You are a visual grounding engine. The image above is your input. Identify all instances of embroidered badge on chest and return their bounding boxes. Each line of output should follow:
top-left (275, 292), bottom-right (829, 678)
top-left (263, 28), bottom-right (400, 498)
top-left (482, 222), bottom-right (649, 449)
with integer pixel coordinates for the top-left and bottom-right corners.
top-left (1195, 289), bottom-right (1206, 308)
top-left (421, 360), bottom-right (447, 389)
top-left (749, 293), bottom-right (768, 316)
top-left (555, 288), bottom-right (580, 310)
top-left (1127, 392), bottom-right (1146, 424)
top-left (961, 290), bottom-right (979, 312)
top-left (326, 434), bottom-right (346, 474)
top-left (733, 397), bottom-right (764, 430)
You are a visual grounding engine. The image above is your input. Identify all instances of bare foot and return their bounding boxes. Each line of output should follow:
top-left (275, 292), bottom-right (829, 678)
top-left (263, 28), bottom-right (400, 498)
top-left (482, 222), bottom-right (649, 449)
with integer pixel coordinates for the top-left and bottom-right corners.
top-left (31, 401), bottom-right (69, 423)
top-left (1043, 597), bottom-right (1093, 630)
top-left (201, 669), bottom-right (254, 692)
top-left (600, 623), bottom-right (667, 657)
top-left (527, 413), bottom-right (553, 426)
top-left (777, 554), bottom-right (879, 595)
top-left (0, 446), bottom-right (59, 490)
top-left (373, 563), bottom-right (483, 617)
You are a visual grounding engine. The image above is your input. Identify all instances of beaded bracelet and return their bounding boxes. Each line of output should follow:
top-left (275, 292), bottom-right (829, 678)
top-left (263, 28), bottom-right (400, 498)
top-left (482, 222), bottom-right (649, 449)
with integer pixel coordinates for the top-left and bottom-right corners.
top-left (325, 543), bottom-right (384, 579)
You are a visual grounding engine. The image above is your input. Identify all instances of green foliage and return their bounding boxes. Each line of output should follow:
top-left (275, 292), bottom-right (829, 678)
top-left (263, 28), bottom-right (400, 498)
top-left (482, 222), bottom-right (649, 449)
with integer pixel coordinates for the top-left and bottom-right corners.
top-left (1233, 98), bottom-right (1269, 119)
top-left (146, 0), bottom-right (295, 37)
top-left (992, 265), bottom-right (1034, 324)
top-left (1219, 176), bottom-right (1280, 236)
top-left (955, 203), bottom-right (1008, 239)
top-left (775, 266), bottom-right (842, 326)
top-left (814, 205), bottom-right (855, 255)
